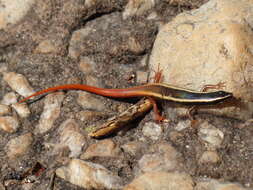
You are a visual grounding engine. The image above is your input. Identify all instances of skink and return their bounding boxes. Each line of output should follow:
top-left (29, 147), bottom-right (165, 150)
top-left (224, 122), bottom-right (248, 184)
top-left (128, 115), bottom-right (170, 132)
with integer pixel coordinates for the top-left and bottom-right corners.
top-left (18, 83), bottom-right (233, 104)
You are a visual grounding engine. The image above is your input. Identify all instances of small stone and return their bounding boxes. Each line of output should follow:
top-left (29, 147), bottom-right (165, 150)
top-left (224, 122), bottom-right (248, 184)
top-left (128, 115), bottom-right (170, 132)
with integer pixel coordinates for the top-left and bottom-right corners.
top-left (136, 71), bottom-right (148, 84)
top-left (76, 110), bottom-right (105, 122)
top-left (199, 151), bottom-right (221, 164)
top-left (57, 119), bottom-right (86, 157)
top-left (198, 121), bottom-right (224, 149)
top-left (0, 182), bottom-right (5, 190)
top-left (140, 55), bottom-right (148, 67)
top-left (123, 0), bottom-right (156, 19)
top-left (12, 103), bottom-right (30, 118)
top-left (142, 122), bottom-right (162, 141)
top-left (147, 11), bottom-right (159, 20)
top-left (85, 75), bottom-right (100, 86)
top-left (35, 92), bottom-right (65, 134)
top-left (0, 104), bottom-right (11, 116)
top-left (3, 72), bottom-right (34, 97)
top-left (34, 39), bottom-right (58, 54)
top-left (77, 91), bottom-right (106, 111)
top-left (0, 0), bottom-right (35, 29)
top-left (169, 131), bottom-right (184, 142)
top-left (124, 172), bottom-right (193, 190)
top-left (195, 178), bottom-right (248, 190)
top-left (81, 139), bottom-right (121, 160)
top-left (137, 142), bottom-right (184, 174)
top-left (121, 141), bottom-right (144, 156)
top-left (127, 37), bottom-right (144, 55)
top-left (56, 159), bottom-right (123, 189)
top-left (79, 56), bottom-right (95, 75)
top-left (84, 0), bottom-right (98, 8)
top-left (68, 27), bottom-right (93, 59)
top-left (5, 133), bottom-right (33, 159)
top-left (0, 65), bottom-right (8, 73)
top-left (0, 116), bottom-right (19, 133)
top-left (1, 92), bottom-right (18, 105)
top-left (175, 120), bottom-right (191, 131)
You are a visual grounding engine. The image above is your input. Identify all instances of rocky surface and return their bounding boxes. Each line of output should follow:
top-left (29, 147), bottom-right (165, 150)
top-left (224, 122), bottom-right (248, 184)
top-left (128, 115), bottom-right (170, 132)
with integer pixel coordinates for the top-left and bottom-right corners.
top-left (0, 0), bottom-right (252, 189)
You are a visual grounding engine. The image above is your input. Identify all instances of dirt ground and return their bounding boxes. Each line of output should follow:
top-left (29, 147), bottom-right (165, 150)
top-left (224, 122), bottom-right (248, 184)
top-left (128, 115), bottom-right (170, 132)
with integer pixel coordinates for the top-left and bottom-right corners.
top-left (0, 0), bottom-right (252, 189)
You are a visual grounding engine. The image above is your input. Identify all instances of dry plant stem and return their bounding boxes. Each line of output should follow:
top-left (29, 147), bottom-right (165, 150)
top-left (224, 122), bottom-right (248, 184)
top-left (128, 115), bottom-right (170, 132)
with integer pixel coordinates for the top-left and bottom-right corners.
top-left (89, 98), bottom-right (153, 138)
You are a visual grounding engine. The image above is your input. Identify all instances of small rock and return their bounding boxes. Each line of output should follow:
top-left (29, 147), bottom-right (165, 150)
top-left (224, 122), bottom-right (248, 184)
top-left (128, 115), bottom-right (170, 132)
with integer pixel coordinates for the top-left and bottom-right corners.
top-left (0, 182), bottom-right (5, 190)
top-left (76, 110), bottom-right (105, 122)
top-left (147, 11), bottom-right (159, 20)
top-left (5, 133), bottom-right (33, 159)
top-left (123, 0), bottom-right (156, 19)
top-left (142, 122), bottom-right (162, 141)
top-left (1, 92), bottom-right (18, 105)
top-left (195, 178), bottom-right (248, 190)
top-left (84, 0), bottom-right (98, 8)
top-left (124, 172), bottom-right (193, 190)
top-left (0, 65), bottom-right (8, 73)
top-left (121, 141), bottom-right (144, 156)
top-left (169, 131), bottom-right (184, 142)
top-left (140, 55), bottom-right (148, 67)
top-left (57, 119), bottom-right (86, 157)
top-left (34, 39), bottom-right (59, 54)
top-left (175, 120), bottom-right (191, 131)
top-left (35, 92), bottom-right (65, 134)
top-left (198, 121), bottom-right (224, 149)
top-left (77, 91), bottom-right (106, 111)
top-left (127, 37), bottom-right (144, 55)
top-left (3, 72), bottom-right (34, 97)
top-left (68, 27), bottom-right (93, 59)
top-left (81, 139), bottom-right (121, 160)
top-left (0, 0), bottom-right (35, 29)
top-left (136, 71), bottom-right (148, 84)
top-left (0, 104), bottom-right (11, 116)
top-left (137, 142), bottom-right (184, 174)
top-left (12, 103), bottom-right (30, 118)
top-left (56, 159), bottom-right (123, 189)
top-left (79, 56), bottom-right (96, 75)
top-left (199, 150), bottom-right (221, 164)
top-left (85, 75), bottom-right (100, 86)
top-left (0, 116), bottom-right (19, 133)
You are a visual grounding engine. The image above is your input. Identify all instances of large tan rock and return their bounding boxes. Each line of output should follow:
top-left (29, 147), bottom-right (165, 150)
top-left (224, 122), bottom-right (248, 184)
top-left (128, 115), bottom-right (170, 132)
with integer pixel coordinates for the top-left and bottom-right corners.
top-left (150, 0), bottom-right (253, 120)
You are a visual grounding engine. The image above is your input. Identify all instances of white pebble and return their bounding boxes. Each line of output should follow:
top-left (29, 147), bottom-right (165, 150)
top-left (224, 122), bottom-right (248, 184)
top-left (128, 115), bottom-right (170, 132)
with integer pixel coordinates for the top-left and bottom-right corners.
top-left (123, 0), bottom-right (156, 19)
top-left (198, 122), bottom-right (224, 149)
top-left (137, 142), bottom-right (183, 174)
top-left (56, 159), bottom-right (123, 189)
top-left (12, 103), bottom-right (30, 118)
top-left (0, 0), bottom-right (35, 29)
top-left (195, 178), bottom-right (248, 190)
top-left (57, 119), bottom-right (86, 157)
top-left (81, 139), bottom-right (121, 160)
top-left (175, 120), bottom-right (191, 131)
top-left (36, 92), bottom-right (65, 134)
top-left (142, 122), bottom-right (162, 141)
top-left (199, 151), bottom-right (221, 164)
top-left (0, 104), bottom-right (11, 116)
top-left (5, 133), bottom-right (33, 159)
top-left (0, 116), bottom-right (19, 133)
top-left (3, 72), bottom-right (34, 97)
top-left (124, 172), bottom-right (193, 190)
top-left (1, 92), bottom-right (18, 105)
